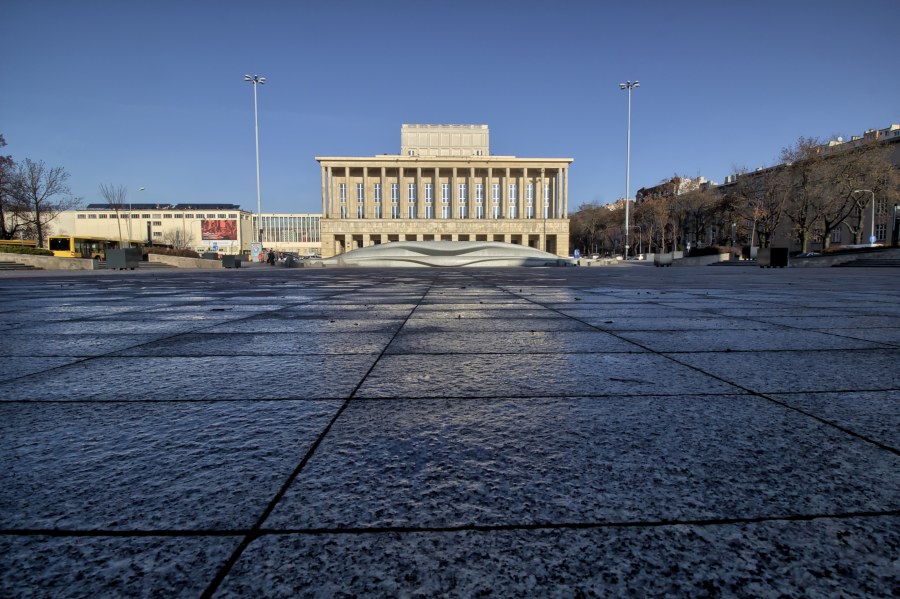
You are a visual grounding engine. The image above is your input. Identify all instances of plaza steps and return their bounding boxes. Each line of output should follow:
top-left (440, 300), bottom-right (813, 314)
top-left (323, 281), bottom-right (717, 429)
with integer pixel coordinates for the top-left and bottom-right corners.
top-left (96, 261), bottom-right (177, 270)
top-left (709, 260), bottom-right (757, 266)
top-left (0, 260), bottom-right (41, 271)
top-left (834, 258), bottom-right (900, 268)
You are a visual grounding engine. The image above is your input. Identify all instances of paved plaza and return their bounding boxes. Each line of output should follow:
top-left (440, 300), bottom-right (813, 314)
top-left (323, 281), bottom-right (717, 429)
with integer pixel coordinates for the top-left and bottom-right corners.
top-left (1, 264), bottom-right (898, 597)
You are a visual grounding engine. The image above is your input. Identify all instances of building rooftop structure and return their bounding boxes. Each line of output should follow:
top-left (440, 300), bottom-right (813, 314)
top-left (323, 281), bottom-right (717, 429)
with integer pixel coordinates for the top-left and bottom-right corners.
top-left (400, 124), bottom-right (490, 157)
top-left (83, 203), bottom-right (244, 211)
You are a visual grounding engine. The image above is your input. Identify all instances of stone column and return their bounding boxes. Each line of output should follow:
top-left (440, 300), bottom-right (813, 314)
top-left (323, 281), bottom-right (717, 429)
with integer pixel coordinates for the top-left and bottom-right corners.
top-left (469, 166), bottom-right (475, 220)
top-left (433, 167), bottom-right (440, 219)
top-left (321, 165), bottom-right (328, 218)
top-left (451, 167), bottom-right (458, 220)
top-left (503, 167), bottom-right (510, 219)
top-left (330, 167), bottom-right (338, 220)
top-left (363, 166), bottom-right (370, 219)
top-left (487, 166), bottom-right (494, 219)
top-left (556, 168), bottom-right (562, 219)
top-left (416, 166), bottom-right (423, 220)
top-left (540, 168), bottom-right (546, 250)
top-left (398, 166), bottom-right (405, 219)
top-left (380, 166), bottom-right (386, 220)
top-left (519, 167), bottom-right (527, 220)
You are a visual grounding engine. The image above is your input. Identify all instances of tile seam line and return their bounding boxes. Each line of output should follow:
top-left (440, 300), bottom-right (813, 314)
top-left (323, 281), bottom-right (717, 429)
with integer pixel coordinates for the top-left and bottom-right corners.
top-left (199, 274), bottom-right (438, 599)
top-left (5, 509), bottom-right (899, 539)
top-left (0, 391), bottom-right (760, 404)
top-left (475, 276), bottom-right (900, 457)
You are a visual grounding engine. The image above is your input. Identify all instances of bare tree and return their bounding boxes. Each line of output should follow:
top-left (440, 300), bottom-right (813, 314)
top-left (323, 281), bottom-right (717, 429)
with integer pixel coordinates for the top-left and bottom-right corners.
top-left (821, 143), bottom-right (900, 245)
top-left (0, 134), bottom-right (29, 241)
top-left (727, 167), bottom-right (787, 248)
top-left (161, 229), bottom-right (194, 249)
top-left (15, 159), bottom-right (79, 247)
top-left (570, 202), bottom-right (617, 256)
top-left (634, 196), bottom-right (671, 252)
top-left (99, 183), bottom-right (128, 244)
top-left (677, 186), bottom-right (719, 248)
top-left (780, 137), bottom-right (824, 253)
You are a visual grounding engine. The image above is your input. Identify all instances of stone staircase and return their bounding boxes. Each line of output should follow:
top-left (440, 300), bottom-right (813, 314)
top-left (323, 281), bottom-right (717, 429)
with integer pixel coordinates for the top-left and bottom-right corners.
top-left (96, 260), bottom-right (177, 270)
top-left (709, 260), bottom-right (757, 266)
top-left (0, 260), bottom-right (41, 271)
top-left (834, 258), bottom-right (900, 268)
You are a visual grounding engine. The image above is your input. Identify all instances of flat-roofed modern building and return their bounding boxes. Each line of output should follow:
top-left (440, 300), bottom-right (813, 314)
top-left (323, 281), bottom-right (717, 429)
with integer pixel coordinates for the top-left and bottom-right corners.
top-left (51, 205), bottom-right (322, 257)
top-left (316, 124), bottom-right (573, 258)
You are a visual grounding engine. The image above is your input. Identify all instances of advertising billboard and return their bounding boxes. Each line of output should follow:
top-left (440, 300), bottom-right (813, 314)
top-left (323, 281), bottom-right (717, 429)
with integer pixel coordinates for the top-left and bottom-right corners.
top-left (201, 219), bottom-right (237, 241)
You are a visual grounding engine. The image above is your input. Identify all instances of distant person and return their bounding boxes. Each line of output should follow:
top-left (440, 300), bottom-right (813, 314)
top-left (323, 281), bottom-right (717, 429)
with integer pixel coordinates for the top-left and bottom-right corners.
top-left (267, 250), bottom-right (276, 265)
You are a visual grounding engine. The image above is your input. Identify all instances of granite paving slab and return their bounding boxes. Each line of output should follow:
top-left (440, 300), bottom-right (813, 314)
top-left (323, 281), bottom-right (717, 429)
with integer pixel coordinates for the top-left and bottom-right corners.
top-left (616, 328), bottom-right (888, 352)
top-left (584, 316), bottom-right (781, 331)
top-left (0, 400), bottom-right (341, 529)
top-left (399, 317), bottom-right (596, 333)
top-left (355, 354), bottom-right (741, 398)
top-left (264, 396), bottom-right (897, 530)
top-left (547, 306), bottom-right (726, 319)
top-left (0, 333), bottom-right (170, 357)
top-left (203, 316), bottom-right (406, 334)
top-left (0, 357), bottom-right (84, 384)
top-left (0, 354), bottom-right (377, 401)
top-left (668, 348), bottom-right (900, 393)
top-left (23, 320), bottom-right (215, 336)
top-left (112, 331), bottom-right (394, 357)
top-left (767, 390), bottom-right (900, 449)
top-left (0, 535), bottom-right (241, 599)
top-left (753, 315), bottom-right (900, 329)
top-left (1, 266), bottom-right (898, 597)
top-left (385, 330), bottom-right (645, 355)
top-left (811, 327), bottom-right (900, 346)
top-left (218, 517), bottom-right (899, 597)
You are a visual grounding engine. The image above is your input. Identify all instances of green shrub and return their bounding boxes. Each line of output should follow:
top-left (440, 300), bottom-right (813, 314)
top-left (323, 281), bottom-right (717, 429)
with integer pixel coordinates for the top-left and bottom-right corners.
top-left (0, 245), bottom-right (53, 256)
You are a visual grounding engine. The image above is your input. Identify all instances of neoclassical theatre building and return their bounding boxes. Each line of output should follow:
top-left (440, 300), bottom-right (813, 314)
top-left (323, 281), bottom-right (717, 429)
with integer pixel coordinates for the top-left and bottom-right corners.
top-left (316, 124), bottom-right (573, 258)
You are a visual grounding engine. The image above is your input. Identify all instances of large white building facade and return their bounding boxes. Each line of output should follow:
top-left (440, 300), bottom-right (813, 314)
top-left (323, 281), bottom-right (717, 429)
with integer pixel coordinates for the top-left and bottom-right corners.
top-left (317, 124), bottom-right (573, 258)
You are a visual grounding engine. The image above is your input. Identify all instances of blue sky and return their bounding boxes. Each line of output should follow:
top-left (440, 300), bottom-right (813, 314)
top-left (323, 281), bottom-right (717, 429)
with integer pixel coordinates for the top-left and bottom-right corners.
top-left (3, 0), bottom-right (898, 214)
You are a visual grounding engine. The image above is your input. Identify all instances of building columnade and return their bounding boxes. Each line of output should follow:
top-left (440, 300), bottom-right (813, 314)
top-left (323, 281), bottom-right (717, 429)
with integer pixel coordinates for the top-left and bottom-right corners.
top-left (316, 124), bottom-right (573, 258)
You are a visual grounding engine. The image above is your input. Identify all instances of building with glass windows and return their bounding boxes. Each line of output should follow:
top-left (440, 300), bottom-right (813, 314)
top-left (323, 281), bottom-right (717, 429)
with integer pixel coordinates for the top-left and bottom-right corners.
top-left (52, 205), bottom-right (321, 257)
top-left (316, 124), bottom-right (573, 258)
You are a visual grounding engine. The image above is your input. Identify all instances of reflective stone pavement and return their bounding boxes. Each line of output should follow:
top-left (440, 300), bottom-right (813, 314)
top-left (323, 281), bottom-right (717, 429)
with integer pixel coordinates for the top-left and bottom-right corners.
top-left (1, 265), bottom-right (898, 597)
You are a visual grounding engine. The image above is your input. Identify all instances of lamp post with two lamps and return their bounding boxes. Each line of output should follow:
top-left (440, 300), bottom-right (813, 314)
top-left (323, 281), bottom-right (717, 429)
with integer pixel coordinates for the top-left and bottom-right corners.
top-left (245, 74), bottom-right (266, 254)
top-left (619, 80), bottom-right (639, 259)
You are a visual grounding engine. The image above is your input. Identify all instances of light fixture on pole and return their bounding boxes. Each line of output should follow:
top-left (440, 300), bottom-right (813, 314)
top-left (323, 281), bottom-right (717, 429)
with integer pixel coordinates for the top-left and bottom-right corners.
top-left (619, 80), bottom-right (639, 259)
top-left (853, 189), bottom-right (876, 246)
top-left (245, 74), bottom-right (266, 246)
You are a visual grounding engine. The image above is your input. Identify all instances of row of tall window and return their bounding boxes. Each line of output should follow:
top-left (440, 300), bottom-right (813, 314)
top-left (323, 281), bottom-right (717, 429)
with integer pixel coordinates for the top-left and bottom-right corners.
top-left (79, 212), bottom-right (238, 220)
top-left (256, 215), bottom-right (321, 243)
top-left (338, 183), bottom-right (552, 219)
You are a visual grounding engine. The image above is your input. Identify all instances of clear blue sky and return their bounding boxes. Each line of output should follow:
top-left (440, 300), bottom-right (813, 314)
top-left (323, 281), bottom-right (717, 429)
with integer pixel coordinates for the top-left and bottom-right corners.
top-left (3, 0), bottom-right (898, 214)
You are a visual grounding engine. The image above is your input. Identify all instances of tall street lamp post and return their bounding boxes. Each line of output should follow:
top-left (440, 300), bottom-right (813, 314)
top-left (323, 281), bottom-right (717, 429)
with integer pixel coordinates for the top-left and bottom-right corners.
top-left (245, 74), bottom-right (266, 248)
top-left (853, 189), bottom-right (876, 245)
top-left (620, 80), bottom-right (639, 259)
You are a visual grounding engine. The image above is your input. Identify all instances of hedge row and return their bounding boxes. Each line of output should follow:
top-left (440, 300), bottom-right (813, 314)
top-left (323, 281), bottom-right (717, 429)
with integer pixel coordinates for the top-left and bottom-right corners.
top-left (0, 245), bottom-right (53, 256)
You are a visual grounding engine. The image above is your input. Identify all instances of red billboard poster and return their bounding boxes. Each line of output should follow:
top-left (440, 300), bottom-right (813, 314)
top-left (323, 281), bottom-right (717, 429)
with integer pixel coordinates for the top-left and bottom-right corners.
top-left (201, 219), bottom-right (237, 240)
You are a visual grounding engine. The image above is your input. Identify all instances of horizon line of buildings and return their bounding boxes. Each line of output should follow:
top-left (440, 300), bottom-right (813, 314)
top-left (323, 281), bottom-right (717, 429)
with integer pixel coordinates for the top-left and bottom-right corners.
top-left (42, 122), bottom-right (899, 257)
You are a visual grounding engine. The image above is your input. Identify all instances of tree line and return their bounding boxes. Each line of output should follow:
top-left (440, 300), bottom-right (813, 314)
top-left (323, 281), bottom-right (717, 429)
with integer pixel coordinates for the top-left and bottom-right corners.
top-left (570, 136), bottom-right (899, 256)
top-left (0, 134), bottom-right (79, 246)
